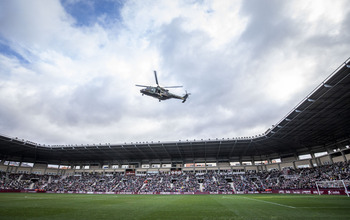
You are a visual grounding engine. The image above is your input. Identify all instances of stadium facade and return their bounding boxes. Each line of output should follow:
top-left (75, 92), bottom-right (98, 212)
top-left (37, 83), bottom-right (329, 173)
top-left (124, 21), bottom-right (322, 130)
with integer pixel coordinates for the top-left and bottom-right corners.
top-left (0, 58), bottom-right (349, 176)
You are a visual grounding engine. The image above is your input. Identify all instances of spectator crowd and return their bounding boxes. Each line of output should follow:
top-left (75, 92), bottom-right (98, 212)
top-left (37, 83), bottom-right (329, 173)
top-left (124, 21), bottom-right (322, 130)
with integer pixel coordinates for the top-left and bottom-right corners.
top-left (1, 161), bottom-right (349, 193)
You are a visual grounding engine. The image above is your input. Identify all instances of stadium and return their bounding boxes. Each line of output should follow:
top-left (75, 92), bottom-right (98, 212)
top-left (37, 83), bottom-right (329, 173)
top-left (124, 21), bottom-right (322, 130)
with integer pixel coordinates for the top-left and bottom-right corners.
top-left (1, 1), bottom-right (350, 219)
top-left (1, 58), bottom-right (350, 219)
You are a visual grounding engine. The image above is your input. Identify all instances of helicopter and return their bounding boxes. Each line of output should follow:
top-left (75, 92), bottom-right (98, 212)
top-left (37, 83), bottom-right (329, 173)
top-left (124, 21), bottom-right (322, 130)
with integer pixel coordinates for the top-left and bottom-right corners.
top-left (136, 71), bottom-right (190, 103)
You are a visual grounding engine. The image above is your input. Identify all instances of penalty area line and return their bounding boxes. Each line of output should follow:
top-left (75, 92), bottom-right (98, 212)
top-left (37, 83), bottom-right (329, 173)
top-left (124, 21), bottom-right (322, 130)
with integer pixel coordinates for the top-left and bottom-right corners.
top-left (242, 196), bottom-right (296, 209)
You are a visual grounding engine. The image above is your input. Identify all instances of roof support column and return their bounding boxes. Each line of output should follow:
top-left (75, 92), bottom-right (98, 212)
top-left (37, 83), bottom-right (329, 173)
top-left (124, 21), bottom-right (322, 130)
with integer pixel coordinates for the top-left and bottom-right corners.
top-left (5, 163), bottom-right (10, 173)
top-left (57, 161), bottom-right (61, 175)
top-left (263, 164), bottom-right (267, 171)
top-left (14, 160), bottom-right (21, 174)
top-left (341, 151), bottom-right (347, 162)
top-left (257, 165), bottom-right (263, 172)
top-left (312, 153), bottom-right (321, 167)
top-left (44, 165), bottom-right (47, 175)
top-left (30, 165), bottom-right (34, 174)
top-left (309, 159), bottom-right (314, 168)
top-left (328, 154), bottom-right (334, 164)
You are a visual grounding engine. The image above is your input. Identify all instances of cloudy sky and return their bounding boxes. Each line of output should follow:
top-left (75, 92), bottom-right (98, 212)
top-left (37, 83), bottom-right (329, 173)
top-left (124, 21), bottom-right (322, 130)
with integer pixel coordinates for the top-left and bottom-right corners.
top-left (0, 0), bottom-right (349, 145)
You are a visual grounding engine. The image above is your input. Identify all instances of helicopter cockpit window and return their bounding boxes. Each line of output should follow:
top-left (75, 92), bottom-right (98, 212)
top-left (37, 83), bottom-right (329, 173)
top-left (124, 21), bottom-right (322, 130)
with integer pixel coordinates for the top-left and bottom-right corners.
top-left (151, 88), bottom-right (156, 92)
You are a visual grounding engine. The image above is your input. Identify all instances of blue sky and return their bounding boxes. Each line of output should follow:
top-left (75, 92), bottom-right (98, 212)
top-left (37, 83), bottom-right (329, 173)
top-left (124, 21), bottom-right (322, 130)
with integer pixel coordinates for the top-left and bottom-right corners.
top-left (61, 0), bottom-right (125, 27)
top-left (0, 38), bottom-right (28, 64)
top-left (0, 0), bottom-right (349, 145)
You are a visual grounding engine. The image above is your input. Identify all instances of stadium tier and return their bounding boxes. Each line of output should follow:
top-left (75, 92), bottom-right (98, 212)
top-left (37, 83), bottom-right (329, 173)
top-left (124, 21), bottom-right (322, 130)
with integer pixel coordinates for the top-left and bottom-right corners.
top-left (1, 161), bottom-right (349, 195)
top-left (0, 59), bottom-right (349, 192)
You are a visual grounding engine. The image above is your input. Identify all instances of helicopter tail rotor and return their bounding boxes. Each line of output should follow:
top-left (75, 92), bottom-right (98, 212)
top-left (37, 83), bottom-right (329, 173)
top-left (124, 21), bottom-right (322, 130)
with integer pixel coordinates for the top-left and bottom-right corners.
top-left (182, 91), bottom-right (191, 103)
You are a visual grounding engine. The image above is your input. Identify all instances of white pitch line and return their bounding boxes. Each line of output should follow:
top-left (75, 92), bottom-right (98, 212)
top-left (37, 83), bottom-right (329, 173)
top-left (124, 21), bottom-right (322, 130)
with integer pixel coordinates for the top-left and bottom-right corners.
top-left (242, 196), bottom-right (296, 209)
top-left (298, 207), bottom-right (348, 209)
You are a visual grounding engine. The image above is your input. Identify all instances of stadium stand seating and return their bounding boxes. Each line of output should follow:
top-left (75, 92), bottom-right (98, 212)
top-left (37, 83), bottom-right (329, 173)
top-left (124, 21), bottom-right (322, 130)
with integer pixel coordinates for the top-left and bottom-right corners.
top-left (1, 161), bottom-right (349, 193)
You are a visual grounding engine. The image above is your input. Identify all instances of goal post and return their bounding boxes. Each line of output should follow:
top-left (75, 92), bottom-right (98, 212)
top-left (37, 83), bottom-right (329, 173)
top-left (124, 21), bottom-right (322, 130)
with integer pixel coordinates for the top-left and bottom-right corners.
top-left (315, 180), bottom-right (350, 197)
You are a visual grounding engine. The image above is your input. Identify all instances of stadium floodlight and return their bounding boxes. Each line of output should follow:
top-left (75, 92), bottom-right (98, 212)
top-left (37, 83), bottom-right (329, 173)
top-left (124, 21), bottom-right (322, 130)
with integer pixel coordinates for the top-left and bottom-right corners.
top-left (346, 64), bottom-right (350, 68)
top-left (324, 84), bottom-right (332, 88)
top-left (307, 98), bottom-right (315, 102)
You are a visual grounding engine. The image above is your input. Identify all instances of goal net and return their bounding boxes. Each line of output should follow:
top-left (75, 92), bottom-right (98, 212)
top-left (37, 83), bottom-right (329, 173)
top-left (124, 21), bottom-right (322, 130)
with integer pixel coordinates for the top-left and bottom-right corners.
top-left (315, 180), bottom-right (350, 197)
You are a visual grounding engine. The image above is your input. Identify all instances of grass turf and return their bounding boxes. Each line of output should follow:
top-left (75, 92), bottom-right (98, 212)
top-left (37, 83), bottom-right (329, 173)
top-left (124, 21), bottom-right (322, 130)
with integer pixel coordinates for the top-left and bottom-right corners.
top-left (0, 193), bottom-right (350, 220)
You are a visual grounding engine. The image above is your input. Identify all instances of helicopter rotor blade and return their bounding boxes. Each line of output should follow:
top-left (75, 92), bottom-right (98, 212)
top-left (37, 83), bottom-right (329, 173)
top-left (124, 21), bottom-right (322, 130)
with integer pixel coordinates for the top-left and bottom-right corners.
top-left (135, 84), bottom-right (149, 87)
top-left (163, 86), bottom-right (183, 88)
top-left (154, 70), bottom-right (159, 86)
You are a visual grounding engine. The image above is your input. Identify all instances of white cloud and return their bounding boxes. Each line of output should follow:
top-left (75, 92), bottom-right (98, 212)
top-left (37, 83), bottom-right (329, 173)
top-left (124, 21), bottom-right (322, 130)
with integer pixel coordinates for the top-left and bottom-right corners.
top-left (0, 0), bottom-right (349, 145)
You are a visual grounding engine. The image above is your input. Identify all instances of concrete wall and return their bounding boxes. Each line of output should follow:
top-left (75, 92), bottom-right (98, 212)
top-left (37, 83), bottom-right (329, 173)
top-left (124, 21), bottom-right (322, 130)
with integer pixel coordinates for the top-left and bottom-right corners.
top-left (319, 155), bottom-right (332, 165)
top-left (2, 150), bottom-right (350, 175)
top-left (280, 162), bottom-right (294, 169)
top-left (245, 166), bottom-right (257, 171)
top-left (266, 164), bottom-right (279, 170)
top-left (17, 167), bottom-right (31, 174)
top-left (346, 154), bottom-right (350, 161)
top-left (295, 159), bottom-right (311, 167)
top-left (0, 165), bottom-right (7, 172)
top-left (332, 156), bottom-right (344, 163)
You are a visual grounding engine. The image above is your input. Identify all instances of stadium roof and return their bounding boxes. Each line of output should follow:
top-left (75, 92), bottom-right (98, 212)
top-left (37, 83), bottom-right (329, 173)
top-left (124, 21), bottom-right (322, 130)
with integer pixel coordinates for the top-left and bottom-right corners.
top-left (1, 58), bottom-right (350, 164)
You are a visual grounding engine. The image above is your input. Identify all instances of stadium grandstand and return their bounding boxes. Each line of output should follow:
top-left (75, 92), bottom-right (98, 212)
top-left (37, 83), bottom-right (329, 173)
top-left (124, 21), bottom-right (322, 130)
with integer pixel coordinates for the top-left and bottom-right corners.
top-left (0, 58), bottom-right (350, 195)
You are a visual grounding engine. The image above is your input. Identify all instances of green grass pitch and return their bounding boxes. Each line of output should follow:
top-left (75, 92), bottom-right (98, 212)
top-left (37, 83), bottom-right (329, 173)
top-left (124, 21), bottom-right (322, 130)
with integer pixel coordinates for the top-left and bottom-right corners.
top-left (1, 193), bottom-right (350, 220)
